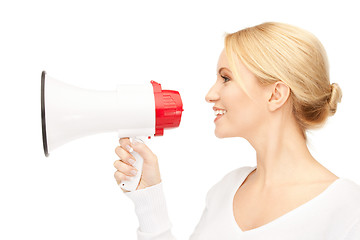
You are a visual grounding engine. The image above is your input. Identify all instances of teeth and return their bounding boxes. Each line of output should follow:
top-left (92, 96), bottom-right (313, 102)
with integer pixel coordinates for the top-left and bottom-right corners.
top-left (214, 110), bottom-right (227, 116)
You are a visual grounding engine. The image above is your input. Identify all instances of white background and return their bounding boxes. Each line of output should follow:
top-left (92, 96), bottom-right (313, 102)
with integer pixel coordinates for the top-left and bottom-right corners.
top-left (1, 0), bottom-right (359, 239)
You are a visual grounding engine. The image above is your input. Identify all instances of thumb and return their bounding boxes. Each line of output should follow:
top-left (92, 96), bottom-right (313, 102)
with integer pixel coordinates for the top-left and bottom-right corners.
top-left (130, 138), bottom-right (157, 164)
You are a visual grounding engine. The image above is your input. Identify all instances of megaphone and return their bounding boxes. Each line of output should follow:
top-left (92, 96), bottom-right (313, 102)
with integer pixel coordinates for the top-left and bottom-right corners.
top-left (41, 71), bottom-right (183, 191)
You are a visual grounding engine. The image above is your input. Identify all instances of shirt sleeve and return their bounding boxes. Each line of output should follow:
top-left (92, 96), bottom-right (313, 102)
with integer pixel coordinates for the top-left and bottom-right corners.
top-left (343, 216), bottom-right (360, 240)
top-left (124, 183), bottom-right (176, 240)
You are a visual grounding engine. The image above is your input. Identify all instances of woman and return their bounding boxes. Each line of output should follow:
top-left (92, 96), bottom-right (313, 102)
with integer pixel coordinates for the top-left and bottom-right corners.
top-left (113, 22), bottom-right (360, 239)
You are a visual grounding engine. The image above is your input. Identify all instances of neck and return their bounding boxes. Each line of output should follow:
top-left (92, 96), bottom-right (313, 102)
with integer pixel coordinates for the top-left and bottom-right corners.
top-left (247, 114), bottom-right (320, 188)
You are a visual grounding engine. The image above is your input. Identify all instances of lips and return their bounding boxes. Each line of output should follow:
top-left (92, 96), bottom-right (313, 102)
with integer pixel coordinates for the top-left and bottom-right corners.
top-left (213, 107), bottom-right (226, 111)
top-left (214, 114), bottom-right (224, 122)
top-left (213, 107), bottom-right (227, 123)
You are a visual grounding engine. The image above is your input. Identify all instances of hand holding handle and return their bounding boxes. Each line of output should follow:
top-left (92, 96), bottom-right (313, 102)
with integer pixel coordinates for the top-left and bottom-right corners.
top-left (120, 150), bottom-right (143, 191)
top-left (114, 136), bottom-right (161, 192)
top-left (119, 137), bottom-right (145, 192)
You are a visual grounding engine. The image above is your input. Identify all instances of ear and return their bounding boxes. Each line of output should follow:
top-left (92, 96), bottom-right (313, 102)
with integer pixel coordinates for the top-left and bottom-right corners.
top-left (267, 81), bottom-right (290, 112)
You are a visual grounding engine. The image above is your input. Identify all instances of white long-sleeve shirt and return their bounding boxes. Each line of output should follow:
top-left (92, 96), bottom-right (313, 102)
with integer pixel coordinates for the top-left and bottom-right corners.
top-left (125, 166), bottom-right (360, 240)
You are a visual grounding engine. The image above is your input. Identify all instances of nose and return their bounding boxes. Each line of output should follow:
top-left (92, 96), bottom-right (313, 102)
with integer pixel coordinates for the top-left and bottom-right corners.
top-left (205, 84), bottom-right (219, 103)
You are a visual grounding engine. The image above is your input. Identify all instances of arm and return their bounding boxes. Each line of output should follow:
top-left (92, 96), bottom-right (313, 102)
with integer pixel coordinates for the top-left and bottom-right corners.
top-left (125, 183), bottom-right (176, 240)
top-left (114, 138), bottom-right (176, 240)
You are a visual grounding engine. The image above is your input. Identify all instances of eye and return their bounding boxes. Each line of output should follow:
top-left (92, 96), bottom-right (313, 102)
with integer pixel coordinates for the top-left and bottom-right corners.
top-left (221, 75), bottom-right (231, 83)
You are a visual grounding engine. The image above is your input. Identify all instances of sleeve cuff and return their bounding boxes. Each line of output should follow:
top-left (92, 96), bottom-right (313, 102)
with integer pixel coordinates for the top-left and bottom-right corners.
top-left (124, 182), bottom-right (172, 234)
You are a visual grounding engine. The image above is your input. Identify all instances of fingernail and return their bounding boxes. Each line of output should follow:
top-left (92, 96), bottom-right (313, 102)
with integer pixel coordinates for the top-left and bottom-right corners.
top-left (125, 145), bottom-right (133, 152)
top-left (131, 169), bottom-right (138, 176)
top-left (132, 138), bottom-right (144, 147)
top-left (128, 158), bottom-right (136, 166)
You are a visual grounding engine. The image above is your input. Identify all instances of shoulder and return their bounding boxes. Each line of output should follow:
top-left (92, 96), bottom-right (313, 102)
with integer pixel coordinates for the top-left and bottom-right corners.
top-left (219, 166), bottom-right (256, 183)
top-left (334, 181), bottom-right (360, 239)
top-left (335, 178), bottom-right (360, 207)
top-left (205, 166), bottom-right (256, 205)
top-left (322, 177), bottom-right (360, 229)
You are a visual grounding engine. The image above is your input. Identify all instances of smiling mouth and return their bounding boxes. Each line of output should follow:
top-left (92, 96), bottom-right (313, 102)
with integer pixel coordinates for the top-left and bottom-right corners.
top-left (214, 109), bottom-right (227, 116)
top-left (214, 110), bottom-right (227, 122)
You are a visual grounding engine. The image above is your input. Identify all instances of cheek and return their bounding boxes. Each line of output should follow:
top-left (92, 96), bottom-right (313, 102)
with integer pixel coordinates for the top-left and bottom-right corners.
top-left (228, 97), bottom-right (265, 128)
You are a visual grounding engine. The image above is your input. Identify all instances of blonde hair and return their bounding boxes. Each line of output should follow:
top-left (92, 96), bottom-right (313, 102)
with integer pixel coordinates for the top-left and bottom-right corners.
top-left (224, 22), bottom-right (342, 138)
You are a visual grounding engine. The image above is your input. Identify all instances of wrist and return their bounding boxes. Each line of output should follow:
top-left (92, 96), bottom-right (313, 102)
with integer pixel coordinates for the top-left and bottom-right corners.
top-left (137, 178), bottom-right (162, 191)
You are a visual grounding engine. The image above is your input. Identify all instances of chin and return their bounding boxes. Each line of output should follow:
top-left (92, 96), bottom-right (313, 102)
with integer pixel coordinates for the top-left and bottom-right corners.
top-left (215, 126), bottom-right (244, 138)
top-left (214, 129), bottom-right (231, 138)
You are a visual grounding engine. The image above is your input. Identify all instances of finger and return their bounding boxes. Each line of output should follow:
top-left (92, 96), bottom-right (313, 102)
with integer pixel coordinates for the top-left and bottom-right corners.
top-left (130, 138), bottom-right (157, 163)
top-left (115, 146), bottom-right (136, 166)
top-left (119, 137), bottom-right (133, 153)
top-left (114, 170), bottom-right (131, 185)
top-left (113, 160), bottom-right (138, 177)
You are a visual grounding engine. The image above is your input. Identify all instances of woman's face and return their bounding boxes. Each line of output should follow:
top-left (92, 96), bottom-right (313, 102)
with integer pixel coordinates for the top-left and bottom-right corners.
top-left (205, 49), bottom-right (269, 139)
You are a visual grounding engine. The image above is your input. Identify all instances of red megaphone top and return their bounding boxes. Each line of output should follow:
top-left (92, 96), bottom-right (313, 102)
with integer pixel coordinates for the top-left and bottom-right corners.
top-left (151, 81), bottom-right (184, 137)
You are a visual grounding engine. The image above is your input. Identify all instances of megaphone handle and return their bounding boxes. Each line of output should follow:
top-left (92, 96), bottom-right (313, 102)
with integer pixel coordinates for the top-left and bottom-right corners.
top-left (119, 137), bottom-right (145, 192)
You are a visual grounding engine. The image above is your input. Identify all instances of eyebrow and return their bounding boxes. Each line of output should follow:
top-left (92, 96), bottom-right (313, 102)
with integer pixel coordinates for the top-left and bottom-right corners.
top-left (217, 67), bottom-right (231, 75)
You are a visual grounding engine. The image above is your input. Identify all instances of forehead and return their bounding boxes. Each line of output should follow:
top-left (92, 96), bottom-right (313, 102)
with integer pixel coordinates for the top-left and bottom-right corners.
top-left (217, 49), bottom-right (230, 69)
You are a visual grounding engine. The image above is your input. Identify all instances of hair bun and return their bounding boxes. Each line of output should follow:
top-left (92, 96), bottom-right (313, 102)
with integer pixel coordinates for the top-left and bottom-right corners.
top-left (328, 83), bottom-right (342, 116)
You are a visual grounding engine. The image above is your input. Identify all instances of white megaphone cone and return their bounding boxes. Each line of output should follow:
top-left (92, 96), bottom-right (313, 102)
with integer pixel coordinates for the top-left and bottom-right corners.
top-left (41, 71), bottom-right (183, 191)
